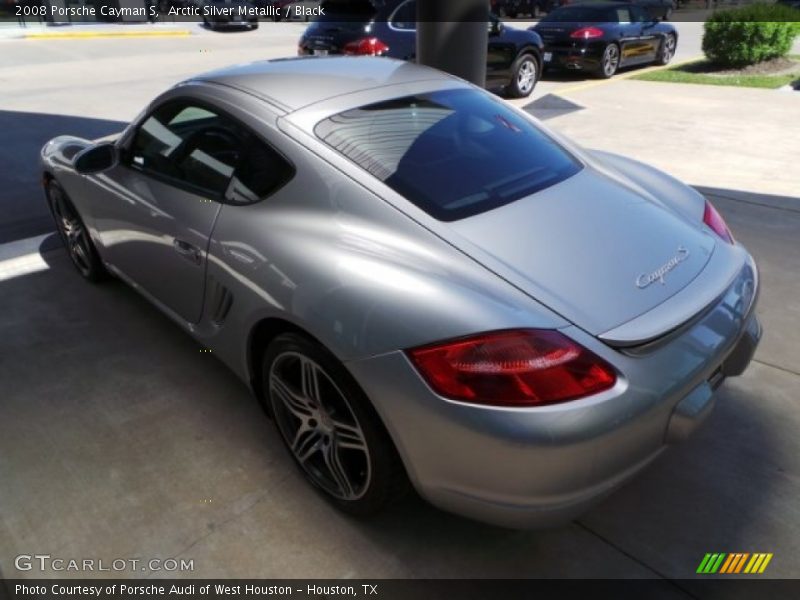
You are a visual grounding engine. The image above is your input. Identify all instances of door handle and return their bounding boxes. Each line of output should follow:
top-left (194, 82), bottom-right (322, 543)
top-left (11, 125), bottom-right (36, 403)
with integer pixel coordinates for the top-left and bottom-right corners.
top-left (173, 239), bottom-right (202, 265)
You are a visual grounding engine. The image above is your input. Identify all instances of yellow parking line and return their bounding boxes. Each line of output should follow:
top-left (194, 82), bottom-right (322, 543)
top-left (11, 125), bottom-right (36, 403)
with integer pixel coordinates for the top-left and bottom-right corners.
top-left (25, 30), bottom-right (191, 40)
top-left (555, 55), bottom-right (703, 96)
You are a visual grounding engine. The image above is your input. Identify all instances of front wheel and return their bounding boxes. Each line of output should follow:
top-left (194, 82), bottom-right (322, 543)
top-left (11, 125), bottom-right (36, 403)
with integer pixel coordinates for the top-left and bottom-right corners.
top-left (597, 43), bottom-right (620, 78)
top-left (47, 180), bottom-right (107, 282)
top-left (656, 34), bottom-right (676, 66)
top-left (263, 333), bottom-right (407, 516)
top-left (506, 53), bottom-right (539, 98)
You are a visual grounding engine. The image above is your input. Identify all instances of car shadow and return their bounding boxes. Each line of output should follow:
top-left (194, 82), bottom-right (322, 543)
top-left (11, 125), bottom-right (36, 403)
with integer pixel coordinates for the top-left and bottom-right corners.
top-left (0, 110), bottom-right (126, 245)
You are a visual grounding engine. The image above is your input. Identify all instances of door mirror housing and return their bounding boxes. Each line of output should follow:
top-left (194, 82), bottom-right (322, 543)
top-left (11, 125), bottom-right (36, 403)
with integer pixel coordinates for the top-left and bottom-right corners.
top-left (74, 142), bottom-right (118, 175)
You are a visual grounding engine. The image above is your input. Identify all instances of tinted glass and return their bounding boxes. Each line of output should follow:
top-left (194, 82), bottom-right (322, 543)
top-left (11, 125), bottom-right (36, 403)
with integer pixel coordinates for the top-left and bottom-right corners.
top-left (130, 103), bottom-right (242, 197)
top-left (616, 7), bottom-right (631, 23)
top-left (390, 0), bottom-right (416, 29)
top-left (315, 89), bottom-right (582, 221)
top-left (226, 139), bottom-right (294, 205)
top-left (541, 7), bottom-right (614, 22)
top-left (130, 103), bottom-right (292, 203)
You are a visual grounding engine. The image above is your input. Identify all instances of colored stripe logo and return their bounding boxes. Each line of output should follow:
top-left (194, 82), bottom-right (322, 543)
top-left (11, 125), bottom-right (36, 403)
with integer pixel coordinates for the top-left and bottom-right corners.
top-left (697, 553), bottom-right (773, 574)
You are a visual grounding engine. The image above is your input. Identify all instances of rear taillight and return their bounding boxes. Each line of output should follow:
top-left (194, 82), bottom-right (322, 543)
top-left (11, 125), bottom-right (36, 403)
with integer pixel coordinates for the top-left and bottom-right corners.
top-left (570, 27), bottom-right (604, 40)
top-left (703, 199), bottom-right (734, 244)
top-left (407, 329), bottom-right (617, 407)
top-left (343, 37), bottom-right (389, 56)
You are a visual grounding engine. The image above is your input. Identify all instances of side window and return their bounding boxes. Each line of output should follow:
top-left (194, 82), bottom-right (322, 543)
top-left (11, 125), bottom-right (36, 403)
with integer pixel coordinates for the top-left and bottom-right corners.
top-left (226, 138), bottom-right (295, 205)
top-left (391, 0), bottom-right (416, 30)
top-left (629, 6), bottom-right (646, 23)
top-left (616, 8), bottom-right (631, 24)
top-left (129, 103), bottom-right (243, 197)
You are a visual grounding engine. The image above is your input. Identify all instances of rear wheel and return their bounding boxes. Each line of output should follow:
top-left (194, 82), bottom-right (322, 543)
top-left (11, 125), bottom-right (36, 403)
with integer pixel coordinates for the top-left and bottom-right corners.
top-left (506, 53), bottom-right (539, 98)
top-left (597, 43), bottom-right (619, 78)
top-left (47, 180), bottom-right (107, 282)
top-left (263, 333), bottom-right (408, 516)
top-left (656, 33), bottom-right (676, 66)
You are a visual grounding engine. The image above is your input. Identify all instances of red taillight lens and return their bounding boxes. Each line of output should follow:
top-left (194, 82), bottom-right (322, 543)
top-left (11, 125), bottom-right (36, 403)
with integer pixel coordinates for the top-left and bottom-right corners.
top-left (407, 329), bottom-right (617, 407)
top-left (703, 199), bottom-right (734, 244)
top-left (570, 27), bottom-right (604, 40)
top-left (343, 37), bottom-right (389, 56)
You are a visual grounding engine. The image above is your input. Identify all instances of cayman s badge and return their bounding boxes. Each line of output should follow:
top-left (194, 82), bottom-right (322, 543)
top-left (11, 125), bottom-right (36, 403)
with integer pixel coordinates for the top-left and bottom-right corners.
top-left (636, 246), bottom-right (690, 289)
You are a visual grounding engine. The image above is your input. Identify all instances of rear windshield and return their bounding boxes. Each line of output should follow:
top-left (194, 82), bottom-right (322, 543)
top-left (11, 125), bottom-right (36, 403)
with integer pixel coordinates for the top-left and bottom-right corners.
top-left (540, 7), bottom-right (614, 22)
top-left (315, 89), bottom-right (582, 221)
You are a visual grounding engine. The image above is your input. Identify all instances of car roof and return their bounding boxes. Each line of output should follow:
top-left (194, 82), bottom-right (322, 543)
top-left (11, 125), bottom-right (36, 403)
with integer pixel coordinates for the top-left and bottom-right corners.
top-left (190, 56), bottom-right (454, 113)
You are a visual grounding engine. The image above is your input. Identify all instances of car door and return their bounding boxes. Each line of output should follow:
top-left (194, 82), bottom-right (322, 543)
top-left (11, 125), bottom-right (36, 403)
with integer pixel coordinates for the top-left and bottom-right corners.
top-left (632, 5), bottom-right (661, 62)
top-left (92, 100), bottom-right (246, 323)
top-left (487, 18), bottom-right (518, 86)
top-left (614, 6), bottom-right (646, 65)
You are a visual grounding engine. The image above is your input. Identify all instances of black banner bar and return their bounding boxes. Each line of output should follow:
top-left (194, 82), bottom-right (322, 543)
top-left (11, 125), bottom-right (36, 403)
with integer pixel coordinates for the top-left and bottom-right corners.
top-left (2, 580), bottom-right (800, 600)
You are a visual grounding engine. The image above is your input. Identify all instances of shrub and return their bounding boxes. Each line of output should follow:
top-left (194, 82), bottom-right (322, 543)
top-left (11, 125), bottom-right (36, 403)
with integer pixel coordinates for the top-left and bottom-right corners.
top-left (702, 4), bottom-right (800, 68)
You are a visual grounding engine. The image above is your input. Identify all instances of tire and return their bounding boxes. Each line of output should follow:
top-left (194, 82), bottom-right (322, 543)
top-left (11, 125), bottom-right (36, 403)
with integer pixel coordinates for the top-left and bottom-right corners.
top-left (46, 180), bottom-right (107, 282)
top-left (506, 53), bottom-right (539, 98)
top-left (597, 43), bottom-right (620, 78)
top-left (262, 333), bottom-right (408, 516)
top-left (656, 33), bottom-right (676, 66)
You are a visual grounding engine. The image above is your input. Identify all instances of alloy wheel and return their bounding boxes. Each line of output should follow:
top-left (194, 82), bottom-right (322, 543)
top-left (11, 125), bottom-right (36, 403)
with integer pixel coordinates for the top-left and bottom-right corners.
top-left (517, 58), bottom-right (537, 95)
top-left (50, 186), bottom-right (92, 277)
top-left (603, 44), bottom-right (619, 77)
top-left (662, 35), bottom-right (676, 63)
top-left (269, 352), bottom-right (371, 500)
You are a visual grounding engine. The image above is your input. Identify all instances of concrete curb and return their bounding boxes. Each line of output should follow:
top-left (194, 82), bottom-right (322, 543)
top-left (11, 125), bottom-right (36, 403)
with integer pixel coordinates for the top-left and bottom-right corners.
top-left (22, 29), bottom-right (191, 40)
top-left (554, 56), bottom-right (705, 97)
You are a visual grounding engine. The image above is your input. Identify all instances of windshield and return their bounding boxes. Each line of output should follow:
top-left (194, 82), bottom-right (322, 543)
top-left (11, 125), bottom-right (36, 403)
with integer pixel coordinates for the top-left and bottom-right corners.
top-left (315, 89), bottom-right (582, 221)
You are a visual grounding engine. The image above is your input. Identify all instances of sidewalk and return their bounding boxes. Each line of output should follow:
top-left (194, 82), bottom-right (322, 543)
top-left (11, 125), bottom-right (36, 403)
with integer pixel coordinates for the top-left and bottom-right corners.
top-left (539, 79), bottom-right (800, 200)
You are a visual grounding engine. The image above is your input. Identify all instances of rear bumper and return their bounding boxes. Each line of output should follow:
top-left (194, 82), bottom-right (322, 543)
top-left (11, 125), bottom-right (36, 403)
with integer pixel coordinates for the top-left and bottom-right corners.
top-left (346, 255), bottom-right (760, 529)
top-left (542, 42), bottom-right (605, 72)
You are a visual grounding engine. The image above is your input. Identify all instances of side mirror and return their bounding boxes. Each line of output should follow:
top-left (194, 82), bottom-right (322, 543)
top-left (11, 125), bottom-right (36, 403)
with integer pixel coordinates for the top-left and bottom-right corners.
top-left (489, 19), bottom-right (503, 35)
top-left (74, 142), bottom-right (118, 175)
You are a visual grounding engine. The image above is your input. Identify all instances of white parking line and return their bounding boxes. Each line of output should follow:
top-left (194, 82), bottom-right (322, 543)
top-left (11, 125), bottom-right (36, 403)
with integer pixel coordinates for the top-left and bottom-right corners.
top-left (0, 232), bottom-right (56, 282)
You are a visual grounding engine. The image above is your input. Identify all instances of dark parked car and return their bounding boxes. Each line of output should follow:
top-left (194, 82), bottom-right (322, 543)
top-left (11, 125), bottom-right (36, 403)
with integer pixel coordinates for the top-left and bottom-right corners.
top-left (595, 0), bottom-right (676, 21)
top-left (492, 0), bottom-right (557, 18)
top-left (298, 0), bottom-right (544, 97)
top-left (532, 2), bottom-right (678, 78)
top-left (777, 0), bottom-right (800, 9)
top-left (200, 0), bottom-right (259, 29)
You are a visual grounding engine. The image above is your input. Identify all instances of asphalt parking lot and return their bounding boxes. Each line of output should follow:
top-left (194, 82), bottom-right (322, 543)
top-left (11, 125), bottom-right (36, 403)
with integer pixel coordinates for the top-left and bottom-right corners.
top-left (1, 21), bottom-right (799, 589)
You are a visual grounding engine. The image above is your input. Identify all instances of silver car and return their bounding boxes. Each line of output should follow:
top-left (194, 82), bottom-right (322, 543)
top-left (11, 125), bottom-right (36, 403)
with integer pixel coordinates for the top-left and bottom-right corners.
top-left (41, 57), bottom-right (761, 528)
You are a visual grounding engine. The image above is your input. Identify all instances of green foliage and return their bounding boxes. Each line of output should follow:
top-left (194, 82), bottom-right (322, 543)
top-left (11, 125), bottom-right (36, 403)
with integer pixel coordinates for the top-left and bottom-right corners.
top-left (702, 4), bottom-right (800, 68)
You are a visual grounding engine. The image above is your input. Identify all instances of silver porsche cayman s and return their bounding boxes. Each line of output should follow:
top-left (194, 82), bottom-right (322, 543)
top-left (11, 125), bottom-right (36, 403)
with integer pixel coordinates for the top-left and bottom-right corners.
top-left (41, 57), bottom-right (761, 528)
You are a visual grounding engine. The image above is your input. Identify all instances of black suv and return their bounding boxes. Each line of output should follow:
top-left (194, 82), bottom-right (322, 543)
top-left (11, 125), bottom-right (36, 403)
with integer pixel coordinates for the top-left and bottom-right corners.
top-left (298, 0), bottom-right (544, 97)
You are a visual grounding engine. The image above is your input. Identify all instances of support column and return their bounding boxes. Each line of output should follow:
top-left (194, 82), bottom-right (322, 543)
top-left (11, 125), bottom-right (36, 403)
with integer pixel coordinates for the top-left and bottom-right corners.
top-left (416, 0), bottom-right (488, 87)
